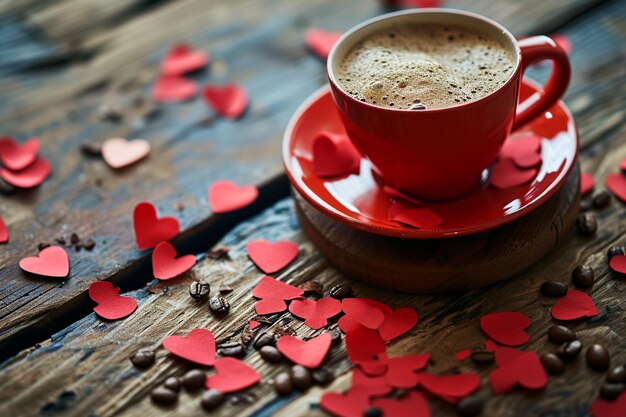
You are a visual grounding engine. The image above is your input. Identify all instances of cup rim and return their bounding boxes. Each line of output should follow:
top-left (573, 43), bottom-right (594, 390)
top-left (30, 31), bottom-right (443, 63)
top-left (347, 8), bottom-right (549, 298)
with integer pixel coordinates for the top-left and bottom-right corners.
top-left (326, 8), bottom-right (522, 114)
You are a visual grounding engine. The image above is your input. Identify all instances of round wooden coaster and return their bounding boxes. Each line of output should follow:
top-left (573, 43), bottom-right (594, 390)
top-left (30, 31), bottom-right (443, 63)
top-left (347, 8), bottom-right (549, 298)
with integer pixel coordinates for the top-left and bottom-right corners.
top-left (294, 166), bottom-right (580, 293)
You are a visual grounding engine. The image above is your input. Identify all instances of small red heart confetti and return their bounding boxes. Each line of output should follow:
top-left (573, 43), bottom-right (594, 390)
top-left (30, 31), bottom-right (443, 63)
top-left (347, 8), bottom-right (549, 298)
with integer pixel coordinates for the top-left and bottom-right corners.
top-left (252, 275), bottom-right (304, 315)
top-left (246, 239), bottom-right (299, 274)
top-left (202, 84), bottom-right (248, 119)
top-left (205, 357), bottom-right (260, 392)
top-left (346, 327), bottom-right (387, 374)
top-left (88, 281), bottom-right (137, 320)
top-left (101, 137), bottom-right (150, 169)
top-left (378, 307), bottom-right (418, 342)
top-left (480, 312), bottom-right (531, 346)
top-left (590, 391), bottom-right (626, 417)
top-left (551, 289), bottom-right (598, 321)
top-left (484, 340), bottom-right (500, 351)
top-left (351, 368), bottom-right (392, 395)
top-left (0, 136), bottom-right (40, 171)
top-left (162, 328), bottom-right (216, 366)
top-left (152, 75), bottom-right (198, 102)
top-left (208, 180), bottom-right (258, 213)
top-left (382, 185), bottom-right (424, 206)
top-left (0, 216), bottom-right (7, 243)
top-left (381, 353), bottom-right (430, 388)
top-left (276, 333), bottom-right (332, 368)
top-left (0, 158), bottom-right (51, 188)
top-left (249, 320), bottom-right (261, 330)
top-left (388, 200), bottom-right (443, 229)
top-left (489, 347), bottom-right (547, 394)
top-left (312, 132), bottom-right (361, 178)
top-left (289, 297), bottom-right (342, 329)
top-left (455, 349), bottom-right (472, 361)
top-left (490, 157), bottom-right (538, 189)
top-left (340, 298), bottom-right (388, 331)
top-left (152, 241), bottom-right (196, 280)
top-left (609, 255), bottom-right (626, 275)
top-left (133, 201), bottom-right (180, 250)
top-left (580, 172), bottom-right (595, 196)
top-left (19, 246), bottom-right (69, 278)
top-left (372, 391), bottom-right (431, 417)
top-left (304, 29), bottom-right (342, 60)
top-left (417, 372), bottom-right (481, 403)
top-left (606, 173), bottom-right (626, 203)
top-left (160, 43), bottom-right (209, 76)
top-left (497, 134), bottom-right (542, 168)
top-left (320, 388), bottom-right (371, 417)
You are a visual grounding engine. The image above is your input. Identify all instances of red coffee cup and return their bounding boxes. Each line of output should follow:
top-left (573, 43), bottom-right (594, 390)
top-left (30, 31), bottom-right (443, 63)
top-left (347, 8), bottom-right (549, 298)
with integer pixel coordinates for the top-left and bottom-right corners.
top-left (327, 9), bottom-right (570, 200)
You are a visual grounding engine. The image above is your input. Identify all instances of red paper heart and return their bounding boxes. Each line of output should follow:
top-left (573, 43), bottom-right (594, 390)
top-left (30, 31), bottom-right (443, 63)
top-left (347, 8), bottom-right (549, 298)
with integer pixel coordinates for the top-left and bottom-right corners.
top-left (455, 349), bottom-right (472, 361)
top-left (276, 333), bottom-right (331, 368)
top-left (580, 172), bottom-right (595, 196)
top-left (382, 185), bottom-right (424, 206)
top-left (152, 75), bottom-right (198, 102)
top-left (378, 307), bottom-right (418, 342)
top-left (252, 276), bottom-right (303, 316)
top-left (19, 246), bottom-right (69, 278)
top-left (205, 357), bottom-right (260, 393)
top-left (249, 320), bottom-right (261, 330)
top-left (590, 391), bottom-right (626, 417)
top-left (609, 255), bottom-right (626, 275)
top-left (0, 136), bottom-right (40, 171)
top-left (606, 173), bottom-right (626, 203)
top-left (161, 43), bottom-right (209, 76)
top-left (0, 157), bottom-right (51, 188)
top-left (312, 132), bottom-right (360, 178)
top-left (484, 340), bottom-right (500, 351)
top-left (388, 200), bottom-right (443, 229)
top-left (88, 281), bottom-right (137, 320)
top-left (417, 372), bottom-right (480, 403)
top-left (381, 353), bottom-right (430, 388)
top-left (202, 84), bottom-right (248, 119)
top-left (480, 312), bottom-right (531, 347)
top-left (350, 368), bottom-right (392, 395)
top-left (346, 327), bottom-right (387, 374)
top-left (340, 298), bottom-right (389, 331)
top-left (551, 289), bottom-right (598, 321)
top-left (289, 297), bottom-right (342, 329)
top-left (0, 216), bottom-right (7, 243)
top-left (152, 241), bottom-right (196, 280)
top-left (372, 391), bottom-right (431, 417)
top-left (162, 328), bottom-right (216, 366)
top-left (208, 180), bottom-right (258, 213)
top-left (320, 388), bottom-right (371, 417)
top-left (497, 134), bottom-right (541, 168)
top-left (102, 137), bottom-right (150, 169)
top-left (133, 201), bottom-right (180, 250)
top-left (304, 29), bottom-right (342, 60)
top-left (490, 157), bottom-right (538, 189)
top-left (246, 239), bottom-right (299, 274)
top-left (489, 347), bottom-right (547, 394)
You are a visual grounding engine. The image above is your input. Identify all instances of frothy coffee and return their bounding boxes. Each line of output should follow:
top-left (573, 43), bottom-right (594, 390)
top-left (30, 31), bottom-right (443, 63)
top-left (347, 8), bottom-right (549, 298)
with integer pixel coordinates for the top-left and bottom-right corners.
top-left (337, 24), bottom-right (515, 110)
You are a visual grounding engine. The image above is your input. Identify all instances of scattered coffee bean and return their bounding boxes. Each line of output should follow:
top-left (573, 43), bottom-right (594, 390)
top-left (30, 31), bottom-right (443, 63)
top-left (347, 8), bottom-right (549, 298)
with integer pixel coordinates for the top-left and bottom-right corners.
top-left (70, 233), bottom-right (79, 245)
top-left (600, 383), bottom-right (626, 400)
top-left (329, 282), bottom-right (352, 299)
top-left (409, 103), bottom-right (427, 110)
top-left (209, 296), bottom-right (230, 314)
top-left (540, 353), bottom-right (565, 375)
top-left (0, 178), bottom-right (16, 194)
top-left (163, 377), bottom-right (181, 392)
top-left (182, 369), bottom-right (205, 391)
top-left (312, 368), bottom-right (335, 385)
top-left (547, 325), bottom-right (577, 344)
top-left (219, 282), bottom-right (233, 293)
top-left (330, 329), bottom-right (342, 346)
top-left (576, 213), bottom-right (597, 236)
top-left (189, 281), bottom-right (210, 299)
top-left (55, 237), bottom-right (66, 245)
top-left (254, 333), bottom-right (276, 349)
top-left (592, 190), bottom-right (611, 209)
top-left (129, 350), bottom-right (155, 369)
top-left (259, 346), bottom-right (283, 363)
top-left (363, 407), bottom-right (383, 417)
top-left (580, 199), bottom-right (593, 212)
top-left (201, 389), bottom-right (226, 410)
top-left (80, 142), bottom-right (103, 156)
top-left (572, 265), bottom-right (594, 288)
top-left (291, 365), bottom-right (313, 390)
top-left (586, 344), bottom-right (610, 371)
top-left (470, 350), bottom-right (494, 365)
top-left (151, 386), bottom-right (178, 405)
top-left (608, 246), bottom-right (625, 260)
top-left (83, 238), bottom-right (96, 251)
top-left (556, 339), bottom-right (582, 360)
top-left (300, 280), bottom-right (324, 296)
top-left (274, 371), bottom-right (294, 396)
top-left (456, 394), bottom-right (484, 416)
top-left (541, 281), bottom-right (568, 297)
top-left (607, 366), bottom-right (626, 383)
top-left (219, 344), bottom-right (245, 358)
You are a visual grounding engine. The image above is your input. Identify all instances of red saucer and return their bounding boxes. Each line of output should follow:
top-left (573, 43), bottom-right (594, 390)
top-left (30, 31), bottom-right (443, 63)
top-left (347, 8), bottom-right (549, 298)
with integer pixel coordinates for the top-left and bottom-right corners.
top-left (283, 80), bottom-right (578, 239)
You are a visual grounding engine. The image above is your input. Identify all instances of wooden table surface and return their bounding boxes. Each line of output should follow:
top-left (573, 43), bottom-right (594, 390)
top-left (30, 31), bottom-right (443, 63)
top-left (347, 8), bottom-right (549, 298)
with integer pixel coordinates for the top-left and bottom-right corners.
top-left (1, 0), bottom-right (625, 416)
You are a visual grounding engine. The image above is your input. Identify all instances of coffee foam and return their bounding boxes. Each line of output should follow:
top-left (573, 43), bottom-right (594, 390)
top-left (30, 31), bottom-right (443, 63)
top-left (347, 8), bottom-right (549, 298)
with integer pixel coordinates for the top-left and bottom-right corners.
top-left (337, 24), bottom-right (515, 110)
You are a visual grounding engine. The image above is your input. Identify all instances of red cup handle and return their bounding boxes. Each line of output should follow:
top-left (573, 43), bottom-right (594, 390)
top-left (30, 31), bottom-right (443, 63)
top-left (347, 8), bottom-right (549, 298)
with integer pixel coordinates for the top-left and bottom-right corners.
top-left (513, 36), bottom-right (571, 131)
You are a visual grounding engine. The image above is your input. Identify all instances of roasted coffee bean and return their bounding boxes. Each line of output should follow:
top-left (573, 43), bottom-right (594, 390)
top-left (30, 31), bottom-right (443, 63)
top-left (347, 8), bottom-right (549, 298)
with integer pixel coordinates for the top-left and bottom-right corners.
top-left (600, 383), bottom-right (626, 400)
top-left (182, 369), bottom-right (205, 391)
top-left (70, 233), bottom-right (80, 245)
top-left (330, 329), bottom-right (342, 346)
top-left (151, 387), bottom-right (178, 405)
top-left (274, 372), bottom-right (294, 396)
top-left (470, 350), bottom-right (494, 365)
top-left (456, 394), bottom-right (484, 416)
top-left (607, 365), bottom-right (626, 383)
top-left (540, 353), bottom-right (565, 375)
top-left (300, 280), bottom-right (324, 296)
top-left (547, 325), bottom-right (577, 344)
top-left (219, 344), bottom-right (245, 357)
top-left (189, 281), bottom-right (210, 299)
top-left (608, 246), bottom-right (625, 260)
top-left (580, 199), bottom-right (593, 212)
top-left (540, 281), bottom-right (568, 297)
top-left (259, 346), bottom-right (283, 363)
top-left (201, 389), bottom-right (226, 410)
top-left (83, 239), bottom-right (96, 250)
top-left (130, 350), bottom-right (155, 369)
top-left (80, 142), bottom-right (103, 156)
top-left (592, 190), bottom-right (611, 209)
top-left (572, 265), bottom-right (594, 288)
top-left (209, 296), bottom-right (230, 314)
top-left (363, 407), bottom-right (383, 417)
top-left (556, 340), bottom-right (582, 360)
top-left (254, 333), bottom-right (276, 349)
top-left (586, 344), bottom-right (610, 371)
top-left (329, 283), bottom-right (352, 299)
top-left (0, 178), bottom-right (16, 194)
top-left (312, 368), bottom-right (335, 385)
top-left (291, 365), bottom-right (313, 390)
top-left (163, 377), bottom-right (181, 392)
top-left (577, 213), bottom-right (597, 236)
